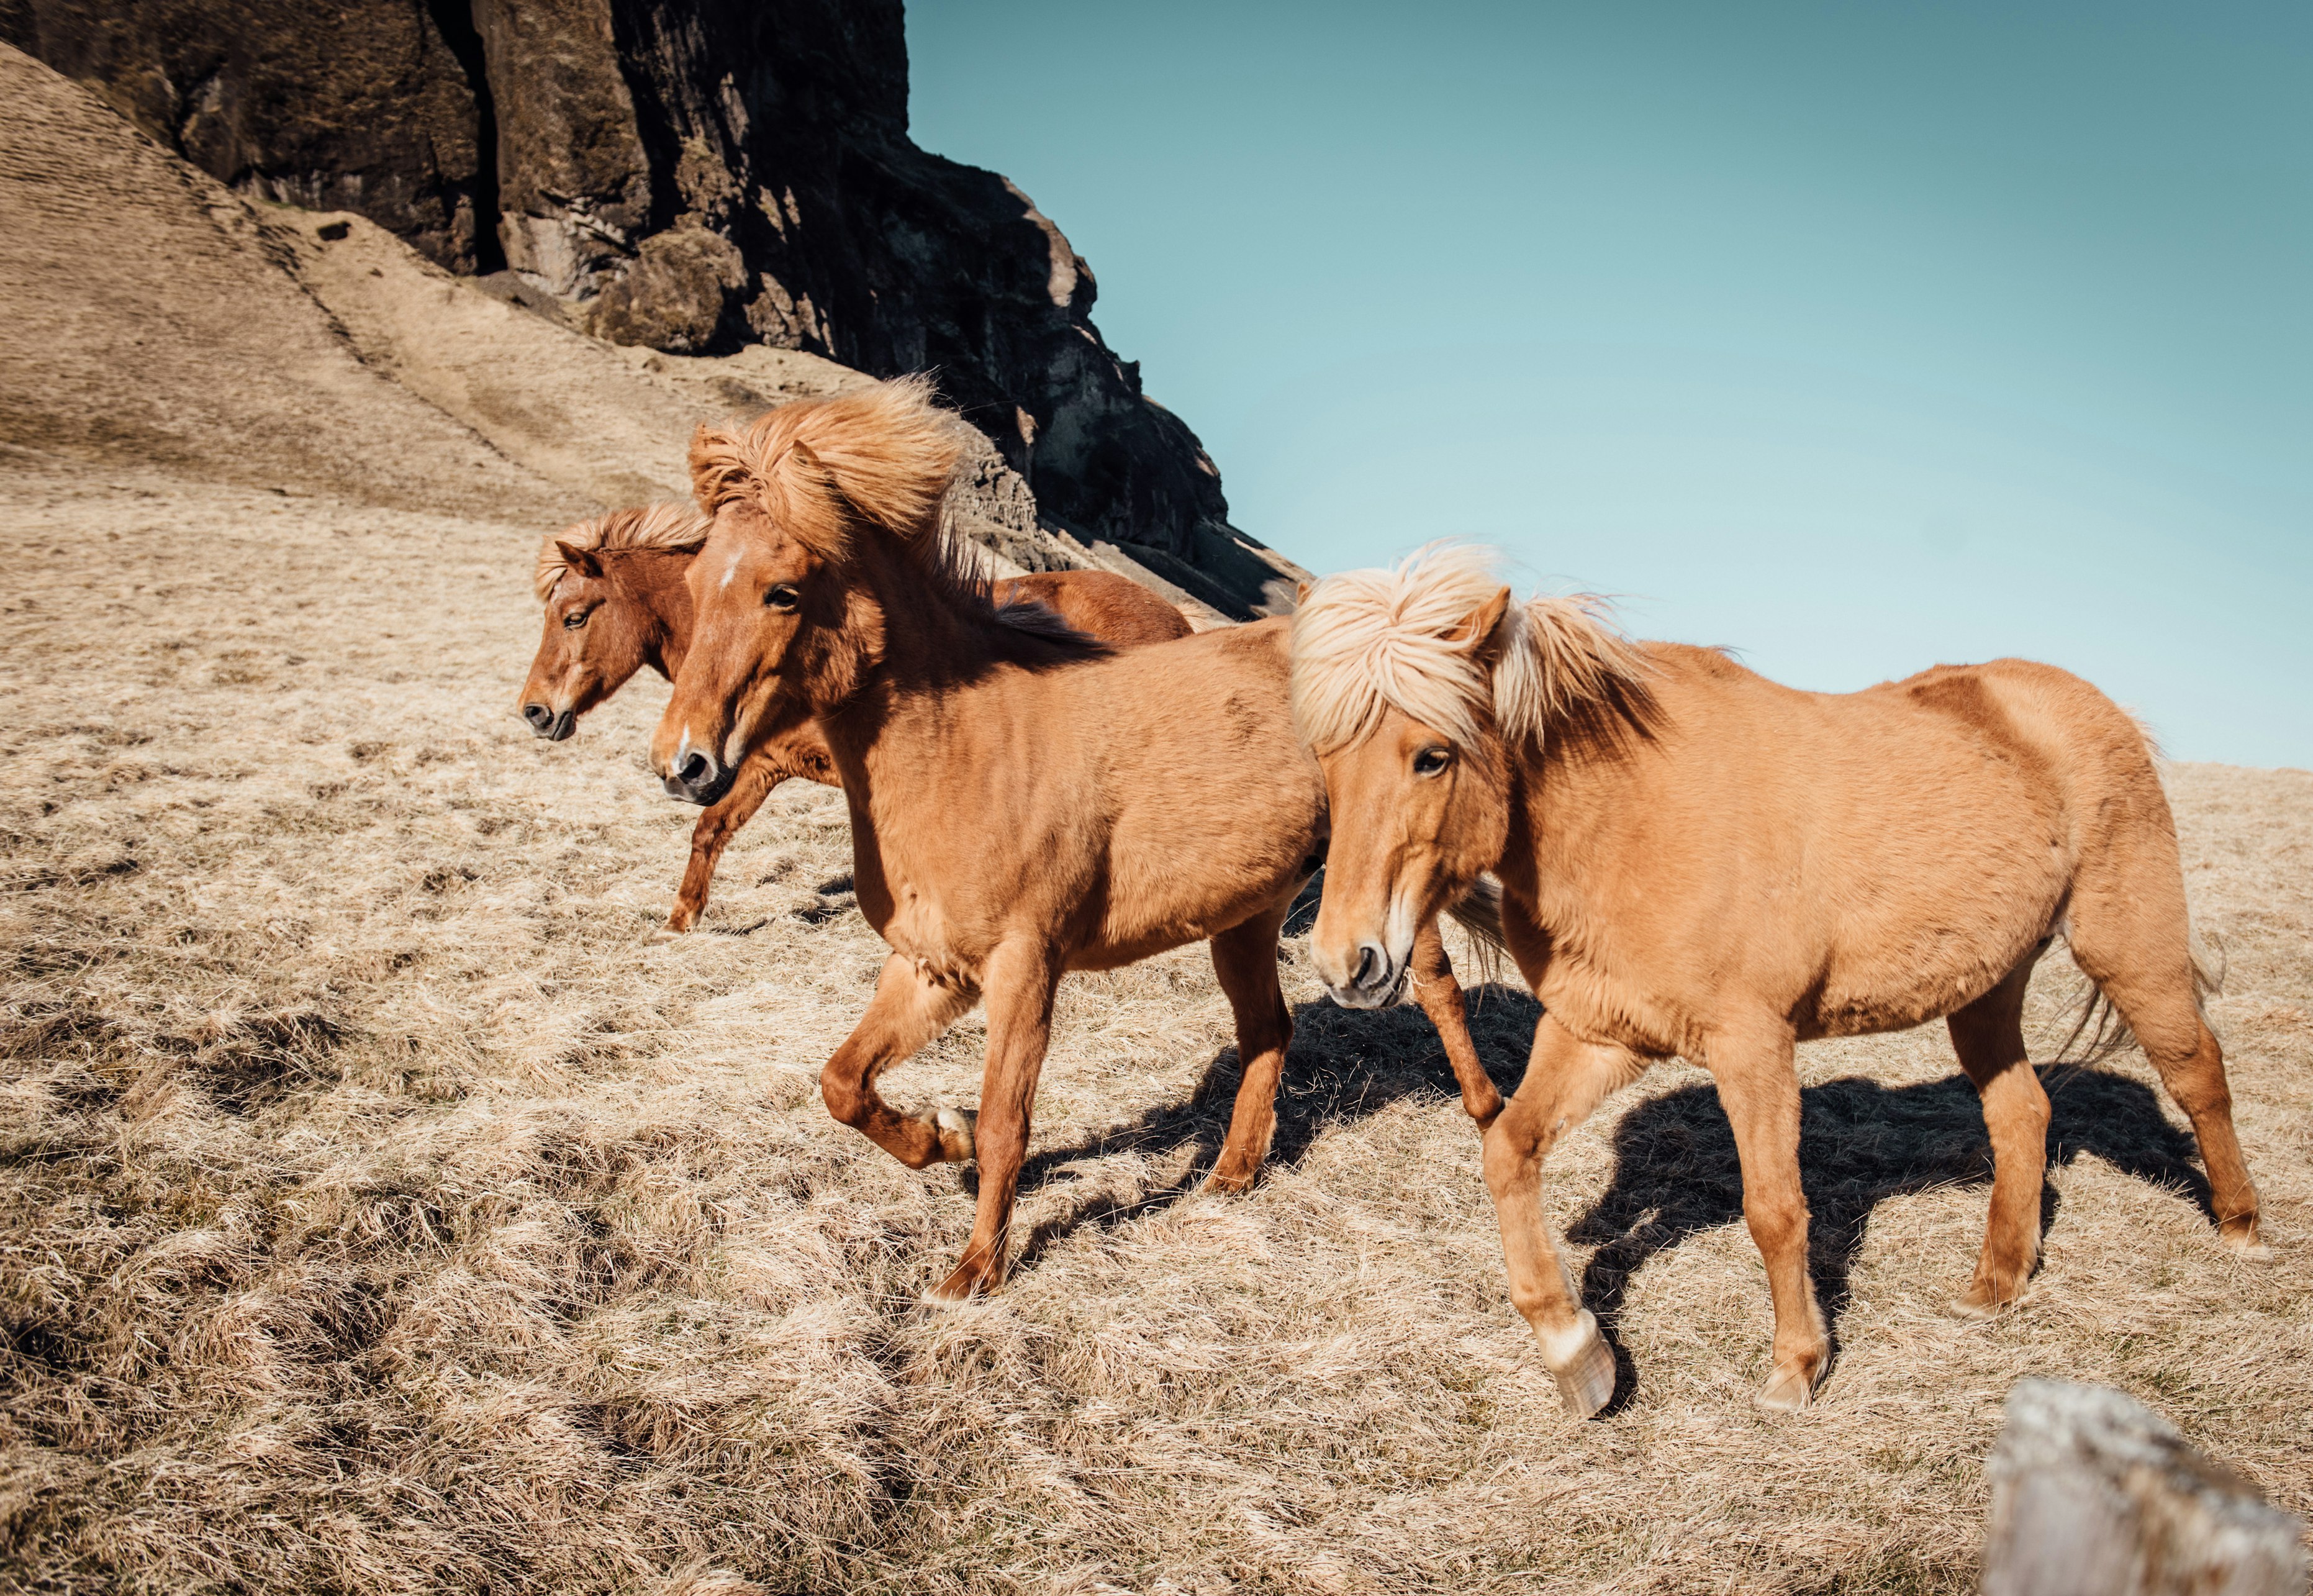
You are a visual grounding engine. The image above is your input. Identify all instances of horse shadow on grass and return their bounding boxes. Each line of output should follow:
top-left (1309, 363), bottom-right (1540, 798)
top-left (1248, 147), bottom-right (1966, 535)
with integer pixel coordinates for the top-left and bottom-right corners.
top-left (1004, 983), bottom-right (1547, 1274)
top-left (1566, 1061), bottom-right (2211, 1410)
top-left (1001, 977), bottom-right (2214, 1408)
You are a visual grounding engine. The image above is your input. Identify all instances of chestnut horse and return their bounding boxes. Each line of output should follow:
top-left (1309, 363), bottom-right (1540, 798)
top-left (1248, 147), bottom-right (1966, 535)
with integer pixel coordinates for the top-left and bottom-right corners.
top-left (1291, 545), bottom-right (2263, 1416)
top-left (517, 502), bottom-right (1192, 930)
top-left (648, 378), bottom-right (1505, 1302)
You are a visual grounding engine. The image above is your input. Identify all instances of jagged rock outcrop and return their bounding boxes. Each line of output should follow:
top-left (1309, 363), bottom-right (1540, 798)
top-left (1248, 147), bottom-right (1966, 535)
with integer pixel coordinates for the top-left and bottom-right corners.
top-left (0, 0), bottom-right (496, 270)
top-left (0, 43), bottom-right (1241, 623)
top-left (1, 0), bottom-right (1306, 615)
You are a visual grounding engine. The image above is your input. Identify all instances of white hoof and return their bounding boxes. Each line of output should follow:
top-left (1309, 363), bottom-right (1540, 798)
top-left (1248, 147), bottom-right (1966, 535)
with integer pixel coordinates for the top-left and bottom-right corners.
top-left (1754, 1361), bottom-right (1817, 1413)
top-left (1539, 1310), bottom-right (1616, 1419)
top-left (934, 1107), bottom-right (977, 1163)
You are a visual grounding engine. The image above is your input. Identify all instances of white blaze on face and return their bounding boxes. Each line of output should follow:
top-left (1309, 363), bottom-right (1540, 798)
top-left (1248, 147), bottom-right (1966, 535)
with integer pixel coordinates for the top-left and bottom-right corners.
top-left (720, 554), bottom-right (741, 591)
top-left (722, 707), bottom-right (756, 770)
top-left (1384, 887), bottom-right (1421, 991)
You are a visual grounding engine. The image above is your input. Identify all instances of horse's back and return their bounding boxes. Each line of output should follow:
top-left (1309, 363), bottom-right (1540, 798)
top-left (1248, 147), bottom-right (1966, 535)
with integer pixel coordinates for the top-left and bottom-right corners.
top-left (1539, 646), bottom-right (2165, 1041)
top-left (1869, 656), bottom-right (2173, 851)
top-left (999, 569), bottom-right (1193, 648)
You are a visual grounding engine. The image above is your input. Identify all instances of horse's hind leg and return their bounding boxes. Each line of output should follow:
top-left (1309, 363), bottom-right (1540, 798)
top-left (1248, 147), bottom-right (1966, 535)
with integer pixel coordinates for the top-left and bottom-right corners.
top-left (2065, 857), bottom-right (2264, 1254)
top-left (820, 954), bottom-right (977, 1169)
top-left (1206, 899), bottom-right (1296, 1194)
top-left (1485, 1013), bottom-right (1646, 1418)
top-left (666, 749), bottom-right (789, 932)
top-left (929, 939), bottom-right (1061, 1303)
top-left (1410, 917), bottom-right (1501, 1130)
top-left (1947, 954), bottom-right (2053, 1314)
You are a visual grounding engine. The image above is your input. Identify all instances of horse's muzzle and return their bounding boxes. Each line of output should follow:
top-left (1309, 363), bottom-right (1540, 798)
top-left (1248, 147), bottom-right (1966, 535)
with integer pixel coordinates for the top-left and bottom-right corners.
top-left (522, 703), bottom-right (576, 741)
top-left (664, 750), bottom-right (733, 807)
top-left (1325, 941), bottom-right (1410, 1010)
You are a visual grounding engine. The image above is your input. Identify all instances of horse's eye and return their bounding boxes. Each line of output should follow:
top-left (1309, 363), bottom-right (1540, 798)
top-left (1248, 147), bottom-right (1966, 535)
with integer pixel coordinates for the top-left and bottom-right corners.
top-left (764, 584), bottom-right (800, 612)
top-left (562, 609), bottom-right (588, 630)
top-left (1413, 745), bottom-right (1452, 778)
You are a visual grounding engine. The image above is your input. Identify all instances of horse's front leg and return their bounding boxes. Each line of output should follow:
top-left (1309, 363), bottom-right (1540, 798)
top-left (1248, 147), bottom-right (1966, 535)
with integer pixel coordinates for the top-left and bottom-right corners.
top-left (666, 748), bottom-right (791, 932)
top-left (1410, 917), bottom-right (1501, 1130)
top-left (820, 954), bottom-right (978, 1168)
top-left (1205, 898), bottom-right (1297, 1193)
top-left (1486, 1013), bottom-right (1648, 1417)
top-left (1704, 1016), bottom-right (1826, 1412)
top-left (927, 939), bottom-right (1061, 1303)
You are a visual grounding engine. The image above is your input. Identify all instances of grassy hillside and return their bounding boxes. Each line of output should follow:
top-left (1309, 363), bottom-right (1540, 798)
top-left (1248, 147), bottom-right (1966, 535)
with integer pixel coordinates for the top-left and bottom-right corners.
top-left (2, 456), bottom-right (2307, 1593)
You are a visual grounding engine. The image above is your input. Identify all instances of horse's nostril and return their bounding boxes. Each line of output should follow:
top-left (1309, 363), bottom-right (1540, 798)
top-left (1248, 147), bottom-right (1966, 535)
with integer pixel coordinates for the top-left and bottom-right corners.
top-left (679, 752), bottom-right (713, 787)
top-left (1353, 945), bottom-right (1382, 990)
top-left (522, 703), bottom-right (552, 730)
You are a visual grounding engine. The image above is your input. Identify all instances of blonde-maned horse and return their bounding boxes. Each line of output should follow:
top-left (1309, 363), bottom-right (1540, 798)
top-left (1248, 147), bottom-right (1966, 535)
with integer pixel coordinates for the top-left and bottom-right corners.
top-left (648, 378), bottom-right (1506, 1302)
top-left (1290, 544), bottom-right (2264, 1416)
top-left (517, 503), bottom-right (1192, 930)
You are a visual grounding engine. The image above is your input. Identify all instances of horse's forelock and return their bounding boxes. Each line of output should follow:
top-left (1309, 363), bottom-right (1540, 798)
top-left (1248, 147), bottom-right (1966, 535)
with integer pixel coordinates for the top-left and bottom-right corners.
top-left (1291, 546), bottom-right (1503, 754)
top-left (531, 502), bottom-right (709, 603)
top-left (686, 376), bottom-right (962, 564)
top-left (1291, 543), bottom-right (1641, 755)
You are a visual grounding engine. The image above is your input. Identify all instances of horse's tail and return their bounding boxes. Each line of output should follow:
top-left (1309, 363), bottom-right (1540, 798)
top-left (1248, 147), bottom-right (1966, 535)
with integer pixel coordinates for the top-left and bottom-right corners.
top-left (1445, 874), bottom-right (1510, 988)
top-left (2051, 979), bottom-right (2134, 1068)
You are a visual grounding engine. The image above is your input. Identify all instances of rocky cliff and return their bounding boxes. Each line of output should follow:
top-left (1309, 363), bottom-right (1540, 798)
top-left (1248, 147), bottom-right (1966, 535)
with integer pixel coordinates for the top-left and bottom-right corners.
top-left (0, 0), bottom-right (1303, 615)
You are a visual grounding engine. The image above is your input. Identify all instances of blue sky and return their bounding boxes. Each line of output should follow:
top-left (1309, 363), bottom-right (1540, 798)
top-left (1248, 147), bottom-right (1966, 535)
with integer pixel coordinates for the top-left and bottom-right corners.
top-left (908, 2), bottom-right (2311, 766)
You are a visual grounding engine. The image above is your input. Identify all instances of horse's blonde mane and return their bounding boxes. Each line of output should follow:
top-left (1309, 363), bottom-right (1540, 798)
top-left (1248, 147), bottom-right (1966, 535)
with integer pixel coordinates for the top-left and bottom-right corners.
top-left (532, 501), bottom-right (710, 601)
top-left (688, 375), bottom-right (961, 561)
top-left (1290, 543), bottom-right (1645, 755)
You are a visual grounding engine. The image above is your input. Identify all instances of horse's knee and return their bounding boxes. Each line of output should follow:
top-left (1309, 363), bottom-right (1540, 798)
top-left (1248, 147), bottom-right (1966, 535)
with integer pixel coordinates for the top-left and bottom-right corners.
top-left (1986, 1074), bottom-right (2051, 1138)
top-left (1482, 1112), bottom-right (1544, 1197)
top-left (1742, 1188), bottom-right (1809, 1253)
top-left (820, 1062), bottom-right (872, 1128)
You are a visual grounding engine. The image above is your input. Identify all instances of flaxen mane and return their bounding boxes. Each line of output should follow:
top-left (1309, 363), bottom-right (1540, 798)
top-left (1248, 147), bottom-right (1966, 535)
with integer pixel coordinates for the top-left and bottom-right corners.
top-left (532, 502), bottom-right (710, 601)
top-left (1290, 543), bottom-right (1647, 755)
top-left (690, 377), bottom-right (1097, 648)
top-left (689, 376), bottom-right (959, 558)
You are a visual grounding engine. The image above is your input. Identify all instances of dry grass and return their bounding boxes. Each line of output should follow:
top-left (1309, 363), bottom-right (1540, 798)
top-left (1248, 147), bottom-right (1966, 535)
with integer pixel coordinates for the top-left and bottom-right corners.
top-left (2, 456), bottom-right (2310, 1594)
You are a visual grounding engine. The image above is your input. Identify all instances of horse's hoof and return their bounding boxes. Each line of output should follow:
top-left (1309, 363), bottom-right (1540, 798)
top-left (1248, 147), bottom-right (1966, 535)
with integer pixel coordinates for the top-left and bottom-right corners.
top-left (923, 1261), bottom-right (997, 1305)
top-left (1956, 1276), bottom-right (2030, 1317)
top-left (1754, 1361), bottom-right (1818, 1413)
top-left (1541, 1311), bottom-right (1616, 1420)
top-left (1203, 1161), bottom-right (1256, 1195)
top-left (2220, 1222), bottom-right (2272, 1261)
top-left (933, 1107), bottom-right (976, 1163)
top-left (645, 925), bottom-right (685, 945)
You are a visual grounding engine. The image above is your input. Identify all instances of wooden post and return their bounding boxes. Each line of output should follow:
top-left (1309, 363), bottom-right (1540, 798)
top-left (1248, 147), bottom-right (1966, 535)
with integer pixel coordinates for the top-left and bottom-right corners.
top-left (1982, 1378), bottom-right (2306, 1596)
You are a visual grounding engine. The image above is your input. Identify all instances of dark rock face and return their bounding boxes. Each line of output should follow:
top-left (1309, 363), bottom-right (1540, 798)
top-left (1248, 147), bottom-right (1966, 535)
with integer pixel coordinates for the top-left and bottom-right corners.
top-left (0, 0), bottom-right (494, 269)
top-left (2, 0), bottom-right (1303, 614)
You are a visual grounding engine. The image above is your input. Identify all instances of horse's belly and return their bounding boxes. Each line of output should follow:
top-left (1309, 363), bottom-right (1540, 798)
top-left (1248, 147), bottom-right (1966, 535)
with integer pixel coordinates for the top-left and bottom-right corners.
top-left (1804, 907), bottom-right (2057, 1038)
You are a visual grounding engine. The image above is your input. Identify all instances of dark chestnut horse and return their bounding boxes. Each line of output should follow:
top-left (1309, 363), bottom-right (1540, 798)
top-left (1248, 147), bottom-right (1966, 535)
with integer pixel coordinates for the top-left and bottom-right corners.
top-left (518, 502), bottom-right (1192, 930)
top-left (648, 378), bottom-right (1506, 1302)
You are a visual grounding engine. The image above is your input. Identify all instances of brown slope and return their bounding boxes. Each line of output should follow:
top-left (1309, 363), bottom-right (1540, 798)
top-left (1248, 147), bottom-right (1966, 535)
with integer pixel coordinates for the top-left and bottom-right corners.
top-left (0, 42), bottom-right (563, 522)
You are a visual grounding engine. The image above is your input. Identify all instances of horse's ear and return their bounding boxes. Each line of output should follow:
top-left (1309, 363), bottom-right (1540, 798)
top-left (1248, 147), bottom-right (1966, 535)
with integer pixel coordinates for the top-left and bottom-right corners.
top-left (555, 540), bottom-right (604, 579)
top-left (1449, 585), bottom-right (1513, 655)
top-left (1295, 579), bottom-right (1313, 606)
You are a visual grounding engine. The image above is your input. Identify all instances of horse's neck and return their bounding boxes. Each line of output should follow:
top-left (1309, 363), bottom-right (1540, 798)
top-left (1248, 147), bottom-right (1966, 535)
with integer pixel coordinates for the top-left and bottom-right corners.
top-left (1503, 684), bottom-right (1674, 954)
top-left (812, 556), bottom-right (1025, 802)
top-left (614, 550), bottom-right (695, 677)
